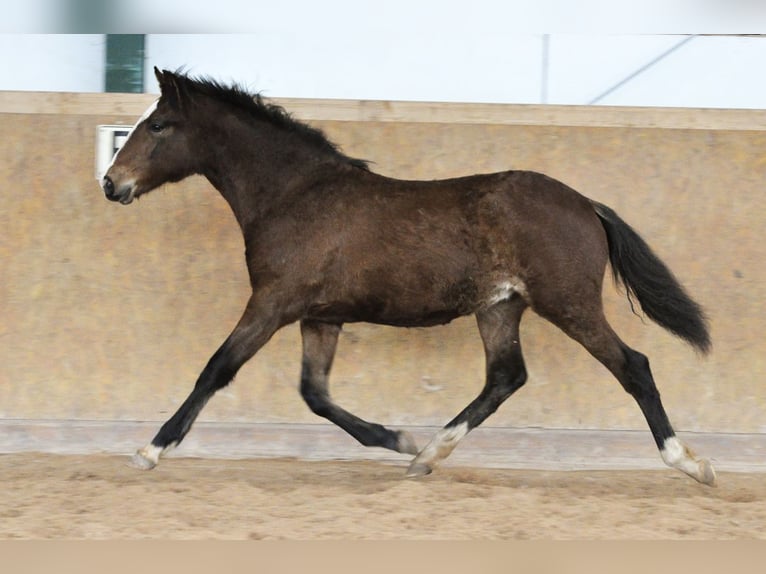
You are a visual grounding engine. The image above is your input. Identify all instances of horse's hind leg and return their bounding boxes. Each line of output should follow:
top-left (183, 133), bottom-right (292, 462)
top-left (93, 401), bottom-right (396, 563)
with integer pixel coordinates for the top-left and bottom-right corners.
top-left (407, 297), bottom-right (528, 477)
top-left (546, 306), bottom-right (716, 486)
top-left (299, 320), bottom-right (418, 455)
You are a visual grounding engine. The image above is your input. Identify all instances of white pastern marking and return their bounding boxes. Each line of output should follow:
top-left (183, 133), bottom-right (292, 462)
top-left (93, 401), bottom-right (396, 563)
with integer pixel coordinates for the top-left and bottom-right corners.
top-left (137, 443), bottom-right (164, 465)
top-left (136, 440), bottom-right (178, 462)
top-left (661, 436), bottom-right (716, 485)
top-left (414, 422), bottom-right (469, 466)
top-left (661, 436), bottom-right (699, 475)
top-left (104, 99), bottom-right (159, 176)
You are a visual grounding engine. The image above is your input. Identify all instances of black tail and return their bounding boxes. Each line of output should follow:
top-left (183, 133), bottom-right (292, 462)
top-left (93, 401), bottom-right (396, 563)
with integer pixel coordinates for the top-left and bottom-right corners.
top-left (592, 201), bottom-right (711, 354)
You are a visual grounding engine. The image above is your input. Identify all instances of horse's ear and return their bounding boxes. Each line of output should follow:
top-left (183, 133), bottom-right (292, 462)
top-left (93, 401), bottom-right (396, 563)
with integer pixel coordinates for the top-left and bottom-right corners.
top-left (155, 67), bottom-right (185, 111)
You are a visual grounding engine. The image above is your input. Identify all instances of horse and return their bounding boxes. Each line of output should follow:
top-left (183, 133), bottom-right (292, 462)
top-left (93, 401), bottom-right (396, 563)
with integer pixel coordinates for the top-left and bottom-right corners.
top-left (102, 68), bottom-right (715, 485)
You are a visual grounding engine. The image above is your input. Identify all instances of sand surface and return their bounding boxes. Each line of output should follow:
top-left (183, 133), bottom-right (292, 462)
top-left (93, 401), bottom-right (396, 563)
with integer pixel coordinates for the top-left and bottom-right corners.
top-left (1, 453), bottom-right (763, 539)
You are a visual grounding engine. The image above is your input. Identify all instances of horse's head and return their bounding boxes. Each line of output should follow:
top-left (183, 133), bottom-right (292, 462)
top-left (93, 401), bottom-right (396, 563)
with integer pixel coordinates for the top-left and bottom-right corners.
top-left (102, 68), bottom-right (197, 205)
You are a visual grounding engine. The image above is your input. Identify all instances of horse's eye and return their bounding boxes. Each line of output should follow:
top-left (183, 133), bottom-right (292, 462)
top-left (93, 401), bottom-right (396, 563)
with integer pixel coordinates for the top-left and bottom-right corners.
top-left (149, 122), bottom-right (165, 133)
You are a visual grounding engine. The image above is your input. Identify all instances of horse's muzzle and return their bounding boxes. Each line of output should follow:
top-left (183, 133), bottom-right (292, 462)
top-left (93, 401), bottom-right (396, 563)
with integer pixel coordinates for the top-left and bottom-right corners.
top-left (102, 175), bottom-right (134, 204)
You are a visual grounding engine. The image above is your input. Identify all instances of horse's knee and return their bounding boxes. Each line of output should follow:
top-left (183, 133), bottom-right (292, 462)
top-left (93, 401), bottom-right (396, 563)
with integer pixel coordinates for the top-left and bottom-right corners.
top-left (487, 355), bottom-right (527, 401)
top-left (300, 380), bottom-right (332, 417)
top-left (302, 391), bottom-right (332, 418)
top-left (502, 365), bottom-right (527, 398)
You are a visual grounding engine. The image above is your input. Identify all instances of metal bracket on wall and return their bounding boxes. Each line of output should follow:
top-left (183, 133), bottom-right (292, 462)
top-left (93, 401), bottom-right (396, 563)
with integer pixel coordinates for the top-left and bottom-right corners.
top-left (95, 125), bottom-right (131, 180)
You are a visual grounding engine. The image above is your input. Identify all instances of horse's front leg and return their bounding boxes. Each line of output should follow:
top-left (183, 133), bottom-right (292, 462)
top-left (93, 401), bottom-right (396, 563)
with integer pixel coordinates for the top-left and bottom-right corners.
top-left (130, 294), bottom-right (283, 470)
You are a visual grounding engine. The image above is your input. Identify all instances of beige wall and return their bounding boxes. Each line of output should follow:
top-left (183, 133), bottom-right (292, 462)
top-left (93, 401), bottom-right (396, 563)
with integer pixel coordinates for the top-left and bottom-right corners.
top-left (1, 92), bottom-right (764, 436)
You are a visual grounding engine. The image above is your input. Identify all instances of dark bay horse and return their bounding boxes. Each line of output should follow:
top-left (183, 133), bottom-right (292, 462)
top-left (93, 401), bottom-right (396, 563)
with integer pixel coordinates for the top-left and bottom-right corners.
top-left (102, 68), bottom-right (715, 485)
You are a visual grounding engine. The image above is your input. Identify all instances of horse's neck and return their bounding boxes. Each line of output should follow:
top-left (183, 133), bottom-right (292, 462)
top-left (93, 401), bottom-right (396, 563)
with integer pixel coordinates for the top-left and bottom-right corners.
top-left (200, 120), bottom-right (321, 229)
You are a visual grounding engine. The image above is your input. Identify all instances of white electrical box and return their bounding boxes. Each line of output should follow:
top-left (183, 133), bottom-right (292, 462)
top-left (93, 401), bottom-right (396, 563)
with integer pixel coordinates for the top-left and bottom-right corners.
top-left (95, 125), bottom-right (132, 181)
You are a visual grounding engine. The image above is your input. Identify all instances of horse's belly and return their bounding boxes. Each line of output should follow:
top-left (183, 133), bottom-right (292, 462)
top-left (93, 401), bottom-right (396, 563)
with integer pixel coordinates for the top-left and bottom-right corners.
top-left (305, 273), bottom-right (482, 326)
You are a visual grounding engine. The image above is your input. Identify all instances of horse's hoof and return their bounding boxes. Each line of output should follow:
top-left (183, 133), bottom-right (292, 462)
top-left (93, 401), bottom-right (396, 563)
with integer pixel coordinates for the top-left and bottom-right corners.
top-left (405, 461), bottom-right (433, 478)
top-left (396, 431), bottom-right (419, 455)
top-left (128, 451), bottom-right (157, 470)
top-left (698, 459), bottom-right (717, 487)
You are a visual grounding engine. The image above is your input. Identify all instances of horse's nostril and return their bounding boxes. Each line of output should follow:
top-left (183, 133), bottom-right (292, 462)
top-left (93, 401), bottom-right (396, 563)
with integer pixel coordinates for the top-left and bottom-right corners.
top-left (102, 176), bottom-right (115, 198)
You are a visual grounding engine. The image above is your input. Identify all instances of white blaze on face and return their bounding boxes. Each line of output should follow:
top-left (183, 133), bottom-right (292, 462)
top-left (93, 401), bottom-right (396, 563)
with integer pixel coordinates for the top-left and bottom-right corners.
top-left (104, 98), bottom-right (159, 176)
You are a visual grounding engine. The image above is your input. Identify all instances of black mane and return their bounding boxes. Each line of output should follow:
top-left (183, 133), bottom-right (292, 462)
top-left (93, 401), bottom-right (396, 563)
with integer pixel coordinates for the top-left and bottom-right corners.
top-left (173, 71), bottom-right (369, 170)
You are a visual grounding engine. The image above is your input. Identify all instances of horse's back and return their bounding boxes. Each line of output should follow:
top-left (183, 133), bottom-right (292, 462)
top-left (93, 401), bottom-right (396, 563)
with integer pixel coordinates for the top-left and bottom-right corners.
top-left (416, 169), bottom-right (610, 282)
top-left (293, 168), bottom-right (610, 326)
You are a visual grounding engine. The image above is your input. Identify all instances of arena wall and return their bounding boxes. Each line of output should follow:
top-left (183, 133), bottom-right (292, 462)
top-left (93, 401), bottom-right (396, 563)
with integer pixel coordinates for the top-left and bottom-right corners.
top-left (1, 92), bottom-right (764, 453)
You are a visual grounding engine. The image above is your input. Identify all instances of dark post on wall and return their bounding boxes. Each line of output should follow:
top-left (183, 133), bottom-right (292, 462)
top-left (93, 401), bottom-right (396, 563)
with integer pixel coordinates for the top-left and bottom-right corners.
top-left (105, 34), bottom-right (145, 93)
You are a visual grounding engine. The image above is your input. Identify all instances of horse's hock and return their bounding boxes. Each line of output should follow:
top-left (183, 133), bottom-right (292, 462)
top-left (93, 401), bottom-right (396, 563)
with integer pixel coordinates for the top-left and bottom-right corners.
top-left (1, 92), bottom-right (765, 472)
